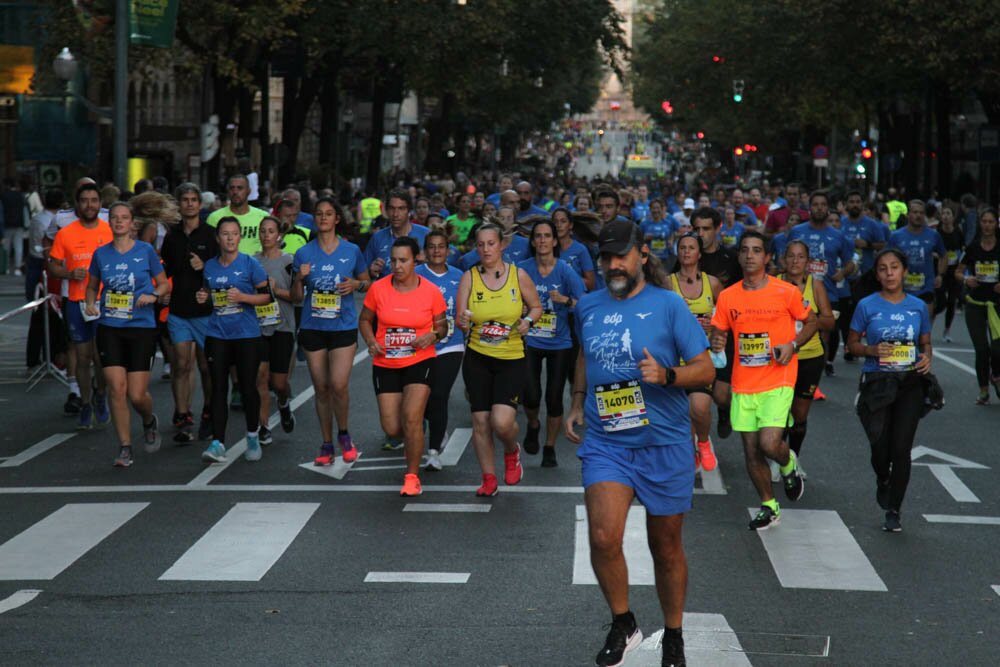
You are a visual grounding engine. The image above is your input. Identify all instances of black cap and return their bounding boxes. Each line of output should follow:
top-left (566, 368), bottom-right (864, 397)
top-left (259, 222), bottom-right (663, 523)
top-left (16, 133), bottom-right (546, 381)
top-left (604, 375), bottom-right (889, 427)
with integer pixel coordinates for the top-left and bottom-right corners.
top-left (598, 220), bottom-right (642, 256)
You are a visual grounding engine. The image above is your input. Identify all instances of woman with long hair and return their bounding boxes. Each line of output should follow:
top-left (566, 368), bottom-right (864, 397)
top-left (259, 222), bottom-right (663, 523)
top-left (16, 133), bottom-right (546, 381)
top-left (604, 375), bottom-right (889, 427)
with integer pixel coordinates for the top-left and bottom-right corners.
top-left (955, 208), bottom-right (1000, 403)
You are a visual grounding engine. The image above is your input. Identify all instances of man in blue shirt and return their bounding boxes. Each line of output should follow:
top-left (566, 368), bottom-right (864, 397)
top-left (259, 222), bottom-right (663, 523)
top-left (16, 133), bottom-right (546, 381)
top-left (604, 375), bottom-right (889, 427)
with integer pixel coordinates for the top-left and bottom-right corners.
top-left (485, 174), bottom-right (513, 207)
top-left (364, 190), bottom-right (430, 278)
top-left (730, 188), bottom-right (758, 225)
top-left (889, 199), bottom-right (947, 319)
top-left (630, 184), bottom-right (651, 222)
top-left (515, 181), bottom-right (548, 220)
top-left (837, 190), bottom-right (887, 361)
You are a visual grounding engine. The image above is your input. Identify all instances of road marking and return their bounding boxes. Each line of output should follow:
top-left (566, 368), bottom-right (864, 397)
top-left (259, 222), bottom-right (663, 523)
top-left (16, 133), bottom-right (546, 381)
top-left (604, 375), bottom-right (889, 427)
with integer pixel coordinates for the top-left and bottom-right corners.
top-left (749, 508), bottom-right (887, 591)
top-left (298, 452), bottom-right (363, 480)
top-left (627, 613), bottom-right (752, 666)
top-left (0, 589), bottom-right (42, 615)
top-left (935, 350), bottom-right (976, 376)
top-left (698, 466), bottom-right (727, 495)
top-left (403, 503), bottom-right (491, 513)
top-left (935, 347), bottom-right (974, 353)
top-left (160, 502), bottom-right (319, 581)
top-left (574, 505), bottom-right (653, 585)
top-left (187, 349), bottom-right (368, 487)
top-left (0, 483), bottom-right (712, 495)
top-left (911, 445), bottom-right (988, 503)
top-left (0, 433), bottom-right (75, 468)
top-left (349, 463), bottom-right (405, 472)
top-left (992, 585), bottom-right (1000, 597)
top-left (0, 503), bottom-right (148, 580)
top-left (439, 428), bottom-right (472, 466)
top-left (364, 572), bottom-right (469, 584)
top-left (923, 514), bottom-right (1000, 526)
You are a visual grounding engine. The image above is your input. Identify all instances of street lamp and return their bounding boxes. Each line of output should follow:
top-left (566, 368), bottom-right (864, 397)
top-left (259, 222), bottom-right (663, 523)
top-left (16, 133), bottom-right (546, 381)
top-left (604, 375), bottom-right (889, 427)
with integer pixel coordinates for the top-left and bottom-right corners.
top-left (53, 48), bottom-right (78, 82)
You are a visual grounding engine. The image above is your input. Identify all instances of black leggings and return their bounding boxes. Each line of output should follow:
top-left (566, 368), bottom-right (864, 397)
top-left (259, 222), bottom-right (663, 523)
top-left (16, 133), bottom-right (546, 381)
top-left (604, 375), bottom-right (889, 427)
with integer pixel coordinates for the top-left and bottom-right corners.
top-left (524, 346), bottom-right (575, 417)
top-left (859, 374), bottom-right (923, 512)
top-left (424, 351), bottom-right (464, 451)
top-left (934, 271), bottom-right (960, 330)
top-left (964, 301), bottom-right (1000, 387)
top-left (205, 336), bottom-right (261, 442)
top-left (827, 297), bottom-right (854, 362)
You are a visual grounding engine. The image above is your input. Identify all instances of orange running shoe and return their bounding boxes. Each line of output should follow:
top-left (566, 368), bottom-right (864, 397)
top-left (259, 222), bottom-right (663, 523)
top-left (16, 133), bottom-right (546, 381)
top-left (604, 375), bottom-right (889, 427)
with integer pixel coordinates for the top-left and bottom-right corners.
top-left (400, 473), bottom-right (422, 496)
top-left (813, 387), bottom-right (827, 401)
top-left (504, 445), bottom-right (523, 485)
top-left (314, 443), bottom-right (336, 466)
top-left (476, 473), bottom-right (499, 497)
top-left (697, 439), bottom-right (717, 471)
top-left (338, 433), bottom-right (358, 463)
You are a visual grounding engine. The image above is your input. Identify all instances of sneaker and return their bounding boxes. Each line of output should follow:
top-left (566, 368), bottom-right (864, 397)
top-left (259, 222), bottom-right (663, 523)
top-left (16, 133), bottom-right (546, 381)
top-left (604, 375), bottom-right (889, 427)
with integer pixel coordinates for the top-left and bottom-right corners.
top-left (504, 445), bottom-right (523, 485)
top-left (976, 391), bottom-right (989, 406)
top-left (876, 478), bottom-right (890, 510)
top-left (172, 411), bottom-right (188, 429)
top-left (314, 443), bottom-right (336, 466)
top-left (661, 628), bottom-right (686, 667)
top-left (161, 362), bottom-right (171, 380)
top-left (93, 392), bottom-right (110, 426)
top-left (259, 424), bottom-right (273, 447)
top-left (142, 415), bottom-right (161, 453)
top-left (476, 473), bottom-right (499, 497)
top-left (77, 404), bottom-right (94, 430)
top-left (230, 389), bottom-right (242, 411)
top-left (113, 446), bottom-right (134, 468)
top-left (381, 436), bottom-right (404, 451)
top-left (173, 413), bottom-right (195, 444)
top-left (716, 406), bottom-right (732, 439)
top-left (400, 473), bottom-right (422, 496)
top-left (843, 351), bottom-right (856, 362)
top-left (425, 449), bottom-right (443, 472)
top-left (524, 422), bottom-right (541, 455)
top-left (279, 400), bottom-right (295, 433)
top-left (824, 362), bottom-right (836, 377)
top-left (244, 433), bottom-right (262, 461)
top-left (198, 413), bottom-right (213, 440)
top-left (782, 457), bottom-right (805, 502)
top-left (64, 392), bottom-right (83, 414)
top-left (201, 440), bottom-right (227, 463)
top-left (338, 433), bottom-right (358, 463)
top-left (541, 446), bottom-right (558, 467)
top-left (696, 439), bottom-right (717, 471)
top-left (813, 386), bottom-right (827, 401)
top-left (749, 504), bottom-right (780, 531)
top-left (883, 510), bottom-right (902, 532)
top-left (595, 612), bottom-right (642, 667)
top-left (943, 331), bottom-right (953, 343)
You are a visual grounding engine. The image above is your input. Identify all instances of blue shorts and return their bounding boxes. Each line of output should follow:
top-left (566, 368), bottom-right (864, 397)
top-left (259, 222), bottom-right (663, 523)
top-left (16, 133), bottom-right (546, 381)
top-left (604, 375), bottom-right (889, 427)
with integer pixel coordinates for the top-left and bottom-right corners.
top-left (167, 314), bottom-right (211, 348)
top-left (65, 300), bottom-right (97, 344)
top-left (577, 440), bottom-right (694, 516)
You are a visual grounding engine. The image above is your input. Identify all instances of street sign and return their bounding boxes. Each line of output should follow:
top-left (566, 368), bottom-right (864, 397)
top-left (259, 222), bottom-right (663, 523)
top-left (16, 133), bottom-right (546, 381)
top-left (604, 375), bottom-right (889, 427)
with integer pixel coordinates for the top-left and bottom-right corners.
top-left (812, 144), bottom-right (828, 159)
top-left (813, 158), bottom-right (829, 168)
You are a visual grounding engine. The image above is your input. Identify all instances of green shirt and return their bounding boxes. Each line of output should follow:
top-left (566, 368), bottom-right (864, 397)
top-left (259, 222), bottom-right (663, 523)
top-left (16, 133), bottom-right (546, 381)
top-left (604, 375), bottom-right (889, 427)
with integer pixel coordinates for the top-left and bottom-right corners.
top-left (206, 206), bottom-right (269, 254)
top-left (446, 213), bottom-right (478, 244)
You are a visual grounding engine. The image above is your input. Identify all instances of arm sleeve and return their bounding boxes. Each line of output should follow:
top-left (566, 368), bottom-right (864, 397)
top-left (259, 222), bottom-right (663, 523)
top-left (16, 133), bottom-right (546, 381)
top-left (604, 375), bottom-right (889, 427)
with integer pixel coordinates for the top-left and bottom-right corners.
top-left (839, 233), bottom-right (854, 264)
top-left (787, 286), bottom-right (813, 320)
top-left (363, 237), bottom-right (376, 266)
top-left (934, 231), bottom-right (946, 255)
top-left (710, 291), bottom-right (730, 331)
top-left (431, 285), bottom-right (447, 316)
top-left (49, 232), bottom-right (65, 261)
top-left (849, 298), bottom-right (867, 333)
top-left (566, 264), bottom-right (585, 300)
top-left (919, 302), bottom-right (932, 336)
top-left (362, 282), bottom-right (378, 312)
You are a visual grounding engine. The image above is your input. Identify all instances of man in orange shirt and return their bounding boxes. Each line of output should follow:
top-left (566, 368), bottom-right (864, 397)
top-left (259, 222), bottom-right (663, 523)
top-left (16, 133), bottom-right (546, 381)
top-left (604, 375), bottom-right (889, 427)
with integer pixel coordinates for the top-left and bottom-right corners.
top-left (49, 183), bottom-right (113, 429)
top-left (710, 231), bottom-right (817, 530)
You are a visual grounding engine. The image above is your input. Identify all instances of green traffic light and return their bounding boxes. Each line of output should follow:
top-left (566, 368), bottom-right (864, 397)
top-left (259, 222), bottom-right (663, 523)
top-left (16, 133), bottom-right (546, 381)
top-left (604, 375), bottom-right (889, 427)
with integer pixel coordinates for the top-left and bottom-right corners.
top-left (855, 163), bottom-right (866, 174)
top-left (733, 94), bottom-right (743, 103)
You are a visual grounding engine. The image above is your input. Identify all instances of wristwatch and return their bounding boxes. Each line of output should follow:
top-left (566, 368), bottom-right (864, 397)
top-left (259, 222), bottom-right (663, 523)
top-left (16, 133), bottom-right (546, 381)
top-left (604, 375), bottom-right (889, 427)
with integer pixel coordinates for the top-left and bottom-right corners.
top-left (791, 341), bottom-right (800, 353)
top-left (663, 367), bottom-right (677, 386)
top-left (523, 315), bottom-right (534, 325)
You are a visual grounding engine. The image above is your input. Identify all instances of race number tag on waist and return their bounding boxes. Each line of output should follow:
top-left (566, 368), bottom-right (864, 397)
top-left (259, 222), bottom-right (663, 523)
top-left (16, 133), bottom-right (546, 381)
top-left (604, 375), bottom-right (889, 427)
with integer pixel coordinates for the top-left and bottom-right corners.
top-left (385, 327), bottom-right (417, 358)
top-left (947, 250), bottom-right (959, 265)
top-left (904, 272), bottom-right (926, 290)
top-left (312, 289), bottom-right (341, 319)
top-left (738, 332), bottom-right (772, 367)
top-left (211, 289), bottom-right (241, 316)
top-left (255, 301), bottom-right (281, 327)
top-left (478, 320), bottom-right (511, 345)
top-left (975, 261), bottom-right (999, 283)
top-left (878, 342), bottom-right (916, 370)
top-left (105, 290), bottom-right (134, 320)
top-left (594, 379), bottom-right (649, 433)
top-left (528, 312), bottom-right (557, 338)
top-left (807, 259), bottom-right (828, 276)
top-left (651, 238), bottom-right (668, 252)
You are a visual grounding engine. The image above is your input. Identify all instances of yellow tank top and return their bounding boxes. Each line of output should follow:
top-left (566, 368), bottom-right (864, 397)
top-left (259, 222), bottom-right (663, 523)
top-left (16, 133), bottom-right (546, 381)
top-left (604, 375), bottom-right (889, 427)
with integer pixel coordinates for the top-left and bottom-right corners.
top-left (782, 273), bottom-right (824, 359)
top-left (669, 272), bottom-right (714, 318)
top-left (467, 264), bottom-right (525, 360)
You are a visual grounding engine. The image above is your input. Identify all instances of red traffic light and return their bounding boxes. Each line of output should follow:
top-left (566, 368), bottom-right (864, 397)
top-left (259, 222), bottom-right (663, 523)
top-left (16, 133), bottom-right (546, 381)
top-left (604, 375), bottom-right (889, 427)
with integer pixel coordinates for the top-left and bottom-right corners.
top-left (696, 132), bottom-right (705, 139)
top-left (750, 145), bottom-right (758, 152)
top-left (861, 148), bottom-right (873, 159)
top-left (734, 147), bottom-right (744, 156)
top-left (712, 55), bottom-right (725, 63)
top-left (743, 144), bottom-right (751, 151)
top-left (661, 100), bottom-right (674, 115)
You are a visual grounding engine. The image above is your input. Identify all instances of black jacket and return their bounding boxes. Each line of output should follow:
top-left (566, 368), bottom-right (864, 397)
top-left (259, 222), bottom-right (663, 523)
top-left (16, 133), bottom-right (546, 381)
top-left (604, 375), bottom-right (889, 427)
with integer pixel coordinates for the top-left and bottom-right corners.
top-left (161, 223), bottom-right (218, 318)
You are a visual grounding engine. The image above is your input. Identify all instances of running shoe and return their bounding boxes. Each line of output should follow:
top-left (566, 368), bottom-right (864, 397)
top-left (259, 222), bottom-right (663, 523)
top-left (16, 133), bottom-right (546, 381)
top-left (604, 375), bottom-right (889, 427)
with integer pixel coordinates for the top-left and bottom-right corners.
top-left (541, 446), bottom-right (558, 468)
top-left (77, 404), bottom-right (94, 430)
top-left (524, 422), bottom-right (541, 455)
top-left (844, 351), bottom-right (856, 362)
top-left (976, 391), bottom-right (989, 406)
top-left (338, 433), bottom-right (358, 463)
top-left (381, 436), bottom-right (404, 451)
top-left (198, 413), bottom-right (213, 440)
top-left (113, 446), bottom-right (134, 468)
top-left (244, 433), bottom-right (262, 461)
top-left (782, 456), bottom-right (805, 502)
top-left (173, 413), bottom-right (195, 444)
top-left (595, 611), bottom-right (642, 667)
top-left (661, 628), bottom-right (686, 667)
top-left (259, 424), bottom-right (273, 447)
top-left (93, 392), bottom-right (110, 426)
top-left (230, 389), bottom-right (242, 411)
top-left (279, 400), bottom-right (295, 433)
top-left (161, 362), bottom-right (171, 380)
top-left (425, 448), bottom-right (443, 472)
top-left (748, 504), bottom-right (780, 531)
top-left (314, 443), bottom-right (336, 466)
top-left (696, 439), bottom-right (717, 471)
top-left (716, 406), bottom-right (732, 439)
top-left (400, 473), bottom-right (422, 496)
top-left (876, 478), bottom-right (890, 510)
top-left (64, 392), bottom-right (82, 414)
top-left (824, 362), bottom-right (836, 377)
top-left (882, 510), bottom-right (902, 533)
top-left (201, 440), bottom-right (227, 463)
top-left (813, 386), bottom-right (827, 401)
top-left (172, 411), bottom-right (187, 429)
top-left (943, 332), bottom-right (953, 343)
top-left (504, 444), bottom-right (523, 485)
top-left (476, 473), bottom-right (499, 497)
top-left (142, 415), bottom-right (161, 453)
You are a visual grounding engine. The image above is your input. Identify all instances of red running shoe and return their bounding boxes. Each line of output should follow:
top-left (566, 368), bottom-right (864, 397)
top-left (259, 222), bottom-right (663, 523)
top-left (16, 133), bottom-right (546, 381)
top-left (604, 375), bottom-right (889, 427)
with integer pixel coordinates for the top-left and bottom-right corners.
top-left (476, 473), bottom-right (499, 497)
top-left (504, 445), bottom-right (523, 485)
top-left (314, 443), bottom-right (336, 466)
top-left (338, 433), bottom-right (358, 463)
top-left (813, 387), bottom-right (827, 401)
top-left (697, 439), bottom-right (717, 471)
top-left (400, 473), bottom-right (422, 496)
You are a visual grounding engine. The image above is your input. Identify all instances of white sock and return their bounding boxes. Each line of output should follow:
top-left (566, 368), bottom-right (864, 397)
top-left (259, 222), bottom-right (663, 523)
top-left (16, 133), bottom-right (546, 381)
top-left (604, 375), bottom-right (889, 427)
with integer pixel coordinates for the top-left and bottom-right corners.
top-left (68, 377), bottom-right (80, 395)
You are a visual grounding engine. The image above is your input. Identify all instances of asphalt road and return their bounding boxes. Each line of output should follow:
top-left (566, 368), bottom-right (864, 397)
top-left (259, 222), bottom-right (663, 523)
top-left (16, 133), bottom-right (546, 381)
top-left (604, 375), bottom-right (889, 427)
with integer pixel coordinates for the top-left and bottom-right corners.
top-left (0, 290), bottom-right (998, 666)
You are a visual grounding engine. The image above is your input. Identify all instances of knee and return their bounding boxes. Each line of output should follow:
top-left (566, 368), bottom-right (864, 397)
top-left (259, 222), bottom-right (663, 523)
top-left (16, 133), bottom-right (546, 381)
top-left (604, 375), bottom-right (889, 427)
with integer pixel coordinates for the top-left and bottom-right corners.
top-left (107, 380), bottom-right (127, 401)
top-left (126, 387), bottom-right (148, 406)
top-left (590, 527), bottom-right (624, 559)
top-left (330, 379), bottom-right (349, 397)
top-left (648, 533), bottom-right (684, 564)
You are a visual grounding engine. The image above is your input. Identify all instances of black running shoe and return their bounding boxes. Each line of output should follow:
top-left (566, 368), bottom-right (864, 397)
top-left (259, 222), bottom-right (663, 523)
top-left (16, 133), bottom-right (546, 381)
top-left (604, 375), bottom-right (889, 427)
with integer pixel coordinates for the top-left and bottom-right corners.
top-left (64, 392), bottom-right (82, 414)
top-left (259, 424), bottom-right (273, 447)
top-left (524, 422), bottom-right (541, 455)
top-left (541, 446), bottom-right (558, 467)
top-left (716, 406), bottom-right (732, 439)
top-left (596, 612), bottom-right (642, 667)
top-left (748, 505), bottom-right (780, 531)
top-left (782, 461), bottom-right (805, 502)
top-left (279, 400), bottom-right (295, 433)
top-left (876, 479), bottom-right (890, 510)
top-left (824, 362), bottom-right (835, 377)
top-left (883, 510), bottom-right (902, 532)
top-left (113, 446), bottom-right (134, 468)
top-left (661, 628), bottom-right (686, 667)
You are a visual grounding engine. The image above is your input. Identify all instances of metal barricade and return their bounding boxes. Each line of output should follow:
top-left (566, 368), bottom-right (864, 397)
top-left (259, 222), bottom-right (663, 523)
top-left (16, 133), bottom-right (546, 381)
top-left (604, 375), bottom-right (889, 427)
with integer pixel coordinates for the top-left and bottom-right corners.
top-left (0, 276), bottom-right (69, 392)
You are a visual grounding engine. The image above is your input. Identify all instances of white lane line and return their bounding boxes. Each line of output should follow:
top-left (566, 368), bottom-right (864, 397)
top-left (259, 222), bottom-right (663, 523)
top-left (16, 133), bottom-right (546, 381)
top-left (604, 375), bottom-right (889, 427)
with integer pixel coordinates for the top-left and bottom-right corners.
top-left (749, 508), bottom-right (887, 591)
top-left (439, 428), bottom-right (472, 466)
top-left (574, 505), bottom-right (653, 585)
top-left (350, 464), bottom-right (406, 472)
top-left (364, 572), bottom-right (469, 584)
top-left (0, 503), bottom-right (148, 580)
top-left (698, 466), bottom-right (727, 495)
top-left (160, 502), bottom-right (319, 581)
top-left (0, 433), bottom-right (75, 468)
top-left (627, 613), bottom-right (752, 666)
top-left (935, 347), bottom-right (974, 353)
top-left (935, 351), bottom-right (976, 377)
top-left (0, 589), bottom-right (42, 614)
top-left (403, 503), bottom-right (491, 513)
top-left (0, 483), bottom-right (718, 495)
top-left (926, 465), bottom-right (980, 502)
top-left (298, 452), bottom-right (363, 480)
top-left (187, 349), bottom-right (368, 487)
top-left (992, 585), bottom-right (1000, 597)
top-left (924, 514), bottom-right (1000, 526)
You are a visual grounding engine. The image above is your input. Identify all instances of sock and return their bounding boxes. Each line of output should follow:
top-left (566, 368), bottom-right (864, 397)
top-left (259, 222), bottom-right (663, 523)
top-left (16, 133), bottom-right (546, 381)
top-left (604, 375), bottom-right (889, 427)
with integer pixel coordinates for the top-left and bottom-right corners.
top-left (763, 498), bottom-right (779, 512)
top-left (338, 429), bottom-right (348, 437)
top-left (789, 422), bottom-right (807, 456)
top-left (69, 377), bottom-right (80, 395)
top-left (779, 450), bottom-right (797, 476)
top-left (278, 397), bottom-right (290, 408)
top-left (663, 626), bottom-right (683, 646)
top-left (248, 429), bottom-right (259, 438)
top-left (613, 610), bottom-right (635, 628)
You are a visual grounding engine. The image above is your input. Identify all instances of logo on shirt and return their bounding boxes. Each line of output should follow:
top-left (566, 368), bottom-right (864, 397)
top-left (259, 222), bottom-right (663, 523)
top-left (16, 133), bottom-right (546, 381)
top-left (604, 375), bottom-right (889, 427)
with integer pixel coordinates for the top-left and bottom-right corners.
top-left (476, 291), bottom-right (484, 301)
top-left (891, 313), bottom-right (905, 322)
top-left (321, 264), bottom-right (335, 272)
top-left (603, 313), bottom-right (623, 326)
top-left (729, 309), bottom-right (740, 322)
top-left (115, 263), bottom-right (128, 271)
top-left (510, 288), bottom-right (517, 302)
top-left (132, 257), bottom-right (143, 263)
top-left (636, 312), bottom-right (652, 320)
top-left (339, 258), bottom-right (350, 264)
top-left (588, 327), bottom-right (636, 372)
top-left (234, 271), bottom-right (243, 276)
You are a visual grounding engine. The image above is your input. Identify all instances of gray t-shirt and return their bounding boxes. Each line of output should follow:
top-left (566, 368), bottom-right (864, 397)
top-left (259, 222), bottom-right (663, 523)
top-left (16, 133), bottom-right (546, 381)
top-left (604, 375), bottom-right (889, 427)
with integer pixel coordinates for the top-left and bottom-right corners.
top-left (255, 252), bottom-right (295, 335)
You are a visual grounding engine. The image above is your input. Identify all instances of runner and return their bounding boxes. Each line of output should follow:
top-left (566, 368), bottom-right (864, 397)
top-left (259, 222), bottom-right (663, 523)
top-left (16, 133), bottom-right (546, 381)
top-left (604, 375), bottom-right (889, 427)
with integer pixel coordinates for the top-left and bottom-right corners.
top-left (364, 189), bottom-right (429, 279)
top-left (195, 218), bottom-right (272, 463)
top-left (936, 205), bottom-right (965, 342)
top-left (416, 229), bottom-right (466, 471)
top-left (291, 197), bottom-right (369, 465)
top-left (518, 219), bottom-right (585, 467)
top-left (456, 222), bottom-right (543, 496)
top-left (888, 200), bottom-right (946, 320)
top-left (84, 202), bottom-right (169, 467)
top-left (254, 217), bottom-right (297, 446)
top-left (359, 237), bottom-right (447, 496)
top-left (710, 231), bottom-right (817, 530)
top-left (847, 248), bottom-right (934, 532)
top-left (553, 207), bottom-right (597, 290)
top-left (564, 220), bottom-right (714, 667)
top-left (641, 198), bottom-right (678, 272)
top-left (954, 208), bottom-right (1000, 404)
top-left (206, 174), bottom-right (268, 254)
top-left (668, 232), bottom-right (722, 471)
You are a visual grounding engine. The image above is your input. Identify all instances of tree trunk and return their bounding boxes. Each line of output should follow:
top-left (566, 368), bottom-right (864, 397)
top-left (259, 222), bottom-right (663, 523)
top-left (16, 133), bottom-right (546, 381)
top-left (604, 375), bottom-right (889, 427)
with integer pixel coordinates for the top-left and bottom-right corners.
top-left (935, 81), bottom-right (952, 199)
top-left (209, 74), bottom-right (239, 189)
top-left (366, 76), bottom-right (387, 190)
top-left (319, 83), bottom-right (339, 167)
top-left (278, 75), bottom-right (320, 186)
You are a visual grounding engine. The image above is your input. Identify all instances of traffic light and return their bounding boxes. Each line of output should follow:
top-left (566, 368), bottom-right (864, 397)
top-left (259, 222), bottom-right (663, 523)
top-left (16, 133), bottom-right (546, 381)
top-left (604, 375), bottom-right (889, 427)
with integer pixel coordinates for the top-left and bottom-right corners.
top-left (696, 131), bottom-right (705, 139)
top-left (734, 147), bottom-right (744, 156)
top-left (661, 100), bottom-right (674, 115)
top-left (861, 148), bottom-right (873, 159)
top-left (732, 79), bottom-right (745, 103)
top-left (712, 55), bottom-right (725, 63)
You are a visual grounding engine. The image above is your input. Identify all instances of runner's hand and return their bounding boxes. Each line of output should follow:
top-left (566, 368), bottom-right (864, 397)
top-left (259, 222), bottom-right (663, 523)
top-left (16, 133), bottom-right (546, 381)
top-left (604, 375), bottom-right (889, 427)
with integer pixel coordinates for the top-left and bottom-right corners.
top-left (136, 294), bottom-right (157, 307)
top-left (370, 258), bottom-right (385, 275)
top-left (564, 406), bottom-right (584, 444)
top-left (710, 329), bottom-right (727, 352)
top-left (915, 352), bottom-right (932, 374)
top-left (299, 262), bottom-right (311, 278)
top-left (934, 275), bottom-right (942, 289)
top-left (515, 318), bottom-right (531, 335)
top-left (71, 267), bottom-right (88, 281)
top-left (195, 288), bottom-right (208, 304)
top-left (189, 253), bottom-right (204, 271)
top-left (638, 347), bottom-right (665, 384)
top-left (160, 291), bottom-right (171, 306)
top-left (84, 302), bottom-right (100, 317)
top-left (774, 343), bottom-right (794, 365)
top-left (337, 278), bottom-right (356, 295)
top-left (366, 338), bottom-right (385, 357)
top-left (226, 287), bottom-right (243, 304)
top-left (413, 333), bottom-right (437, 350)
top-left (457, 309), bottom-right (473, 330)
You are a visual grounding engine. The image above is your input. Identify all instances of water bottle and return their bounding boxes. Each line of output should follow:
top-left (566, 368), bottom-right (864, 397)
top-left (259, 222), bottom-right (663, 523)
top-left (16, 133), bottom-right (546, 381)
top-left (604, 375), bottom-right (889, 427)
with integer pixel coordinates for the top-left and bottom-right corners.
top-left (710, 349), bottom-right (727, 369)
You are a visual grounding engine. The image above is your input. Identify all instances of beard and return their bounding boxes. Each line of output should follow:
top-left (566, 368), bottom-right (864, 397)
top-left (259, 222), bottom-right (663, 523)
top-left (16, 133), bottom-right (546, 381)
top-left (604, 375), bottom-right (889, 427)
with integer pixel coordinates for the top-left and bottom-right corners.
top-left (606, 268), bottom-right (638, 298)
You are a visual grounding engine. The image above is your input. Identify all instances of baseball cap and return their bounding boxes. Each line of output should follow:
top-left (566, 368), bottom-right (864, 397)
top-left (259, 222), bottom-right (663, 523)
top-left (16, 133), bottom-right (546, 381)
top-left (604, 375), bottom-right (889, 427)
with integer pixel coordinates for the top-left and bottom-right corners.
top-left (683, 198), bottom-right (695, 209)
top-left (598, 220), bottom-right (642, 256)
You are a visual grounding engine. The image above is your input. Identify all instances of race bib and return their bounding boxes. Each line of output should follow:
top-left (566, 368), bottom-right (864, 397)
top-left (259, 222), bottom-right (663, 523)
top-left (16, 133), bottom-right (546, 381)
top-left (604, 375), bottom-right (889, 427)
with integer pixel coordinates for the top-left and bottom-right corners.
top-left (651, 238), bottom-right (668, 252)
top-left (722, 233), bottom-right (737, 247)
top-left (947, 250), bottom-right (959, 266)
top-left (385, 327), bottom-right (417, 358)
top-left (807, 259), bottom-right (828, 277)
top-left (478, 320), bottom-right (511, 345)
top-left (878, 342), bottom-right (916, 370)
top-left (594, 379), bottom-right (649, 433)
top-left (312, 289), bottom-right (341, 319)
top-left (528, 312), bottom-right (557, 339)
top-left (738, 332), bottom-right (772, 367)
top-left (904, 272), bottom-right (925, 290)
top-left (975, 261), bottom-right (999, 283)
top-left (105, 290), bottom-right (134, 320)
top-left (212, 289), bottom-right (241, 316)
top-left (255, 301), bottom-right (281, 327)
